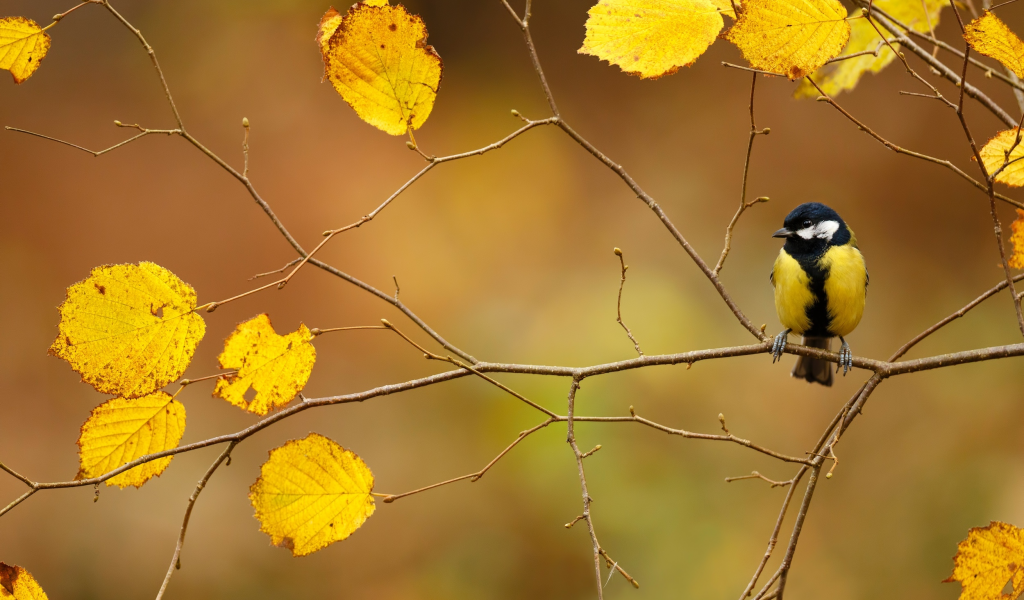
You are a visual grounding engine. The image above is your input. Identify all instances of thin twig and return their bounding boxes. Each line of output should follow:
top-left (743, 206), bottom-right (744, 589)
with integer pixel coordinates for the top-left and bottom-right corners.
top-left (613, 248), bottom-right (644, 356)
top-left (725, 471), bottom-right (793, 488)
top-left (154, 442), bottom-right (237, 600)
top-left (5, 126), bottom-right (178, 156)
top-left (566, 378), bottom-right (604, 600)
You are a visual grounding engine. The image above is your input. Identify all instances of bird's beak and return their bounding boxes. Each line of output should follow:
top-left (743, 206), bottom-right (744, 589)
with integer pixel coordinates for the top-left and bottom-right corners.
top-left (772, 227), bottom-right (794, 239)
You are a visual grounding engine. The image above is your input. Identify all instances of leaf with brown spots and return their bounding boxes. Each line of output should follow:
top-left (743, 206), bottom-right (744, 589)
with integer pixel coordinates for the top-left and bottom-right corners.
top-left (0, 17), bottom-right (51, 84)
top-left (965, 11), bottom-right (1024, 79)
top-left (1009, 209), bottom-right (1024, 269)
top-left (320, 1), bottom-right (442, 135)
top-left (945, 521), bottom-right (1024, 600)
top-left (0, 563), bottom-right (48, 600)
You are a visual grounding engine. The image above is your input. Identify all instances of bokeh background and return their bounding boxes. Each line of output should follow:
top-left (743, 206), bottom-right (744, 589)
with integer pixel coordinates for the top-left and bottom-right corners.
top-left (1, 0), bottom-right (1023, 598)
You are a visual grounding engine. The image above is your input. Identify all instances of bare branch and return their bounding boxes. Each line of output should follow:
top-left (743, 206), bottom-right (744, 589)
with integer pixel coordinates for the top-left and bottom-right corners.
top-left (612, 248), bottom-right (644, 356)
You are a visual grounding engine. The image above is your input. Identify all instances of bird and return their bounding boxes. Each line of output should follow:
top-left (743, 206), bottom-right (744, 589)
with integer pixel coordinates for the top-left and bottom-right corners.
top-left (769, 202), bottom-right (868, 386)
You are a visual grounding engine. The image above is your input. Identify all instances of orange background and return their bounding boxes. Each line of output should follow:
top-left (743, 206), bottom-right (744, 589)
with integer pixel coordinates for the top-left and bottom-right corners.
top-left (1, 0), bottom-right (1023, 598)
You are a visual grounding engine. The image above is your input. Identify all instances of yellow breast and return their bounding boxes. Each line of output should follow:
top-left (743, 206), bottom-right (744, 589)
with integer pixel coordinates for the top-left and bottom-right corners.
top-left (772, 249), bottom-right (814, 334)
top-left (819, 244), bottom-right (867, 337)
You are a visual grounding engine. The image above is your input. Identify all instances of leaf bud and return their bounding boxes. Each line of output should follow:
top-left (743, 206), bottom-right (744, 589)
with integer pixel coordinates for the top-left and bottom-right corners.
top-left (613, 247), bottom-right (623, 256)
top-left (179, 379), bottom-right (190, 386)
top-left (860, 7), bottom-right (869, 15)
top-left (381, 318), bottom-right (393, 328)
top-left (825, 472), bottom-right (833, 479)
top-left (310, 328), bottom-right (321, 336)
top-left (242, 117), bottom-right (250, 128)
top-left (629, 405), bottom-right (636, 416)
top-left (511, 109), bottom-right (520, 117)
top-left (114, 120), bottom-right (122, 126)
top-left (761, 127), bottom-right (770, 135)
top-left (985, 70), bottom-right (994, 79)
top-left (406, 141), bottom-right (417, 150)
top-left (206, 303), bottom-right (219, 313)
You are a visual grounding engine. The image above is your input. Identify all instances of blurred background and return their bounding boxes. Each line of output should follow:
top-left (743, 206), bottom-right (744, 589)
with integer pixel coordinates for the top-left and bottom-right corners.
top-left (1, 0), bottom-right (1023, 598)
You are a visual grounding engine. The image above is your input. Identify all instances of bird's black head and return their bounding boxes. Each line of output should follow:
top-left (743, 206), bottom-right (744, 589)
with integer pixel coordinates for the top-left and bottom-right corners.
top-left (772, 202), bottom-right (851, 256)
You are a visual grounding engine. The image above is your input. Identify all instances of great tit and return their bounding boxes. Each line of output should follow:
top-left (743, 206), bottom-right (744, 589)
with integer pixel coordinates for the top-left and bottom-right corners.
top-left (769, 202), bottom-right (868, 386)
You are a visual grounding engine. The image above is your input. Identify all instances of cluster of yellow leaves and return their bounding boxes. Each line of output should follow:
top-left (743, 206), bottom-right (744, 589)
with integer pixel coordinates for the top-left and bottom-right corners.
top-left (213, 314), bottom-right (316, 415)
top-left (0, 563), bottom-right (47, 600)
top-left (1009, 209), bottom-right (1024, 270)
top-left (77, 392), bottom-right (186, 488)
top-left (250, 433), bottom-right (376, 556)
top-left (796, 0), bottom-right (945, 98)
top-left (579, 0), bottom-right (850, 80)
top-left (0, 17), bottom-right (50, 84)
top-left (48, 263), bottom-right (203, 490)
top-left (318, 1), bottom-right (442, 135)
top-left (945, 521), bottom-right (1024, 600)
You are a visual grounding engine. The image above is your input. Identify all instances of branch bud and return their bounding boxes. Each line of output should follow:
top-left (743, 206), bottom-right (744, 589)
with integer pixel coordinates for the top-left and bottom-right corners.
top-left (629, 405), bottom-right (636, 416)
top-left (613, 247), bottom-right (623, 256)
top-left (114, 120), bottom-right (122, 126)
top-left (511, 109), bottom-right (520, 117)
top-left (310, 328), bottom-right (321, 336)
top-left (859, 7), bottom-right (869, 15)
top-left (406, 141), bottom-right (417, 150)
top-left (242, 117), bottom-right (250, 128)
top-left (381, 318), bottom-right (393, 328)
top-left (761, 127), bottom-right (770, 135)
top-left (825, 472), bottom-right (833, 479)
top-left (206, 303), bottom-right (218, 313)
top-left (179, 379), bottom-right (190, 386)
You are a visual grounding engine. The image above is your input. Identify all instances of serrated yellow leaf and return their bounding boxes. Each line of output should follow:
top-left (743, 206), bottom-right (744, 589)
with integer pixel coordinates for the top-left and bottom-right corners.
top-left (0, 563), bottom-right (47, 600)
top-left (250, 433), bottom-right (375, 557)
top-left (49, 262), bottom-right (206, 399)
top-left (1010, 209), bottom-right (1024, 269)
top-left (578, 0), bottom-right (725, 79)
top-left (944, 521), bottom-right (1024, 600)
top-left (76, 392), bottom-right (186, 489)
top-left (980, 128), bottom-right (1024, 187)
top-left (965, 11), bottom-right (1024, 78)
top-left (213, 314), bottom-right (316, 416)
top-left (725, 0), bottom-right (850, 79)
top-left (796, 0), bottom-right (944, 97)
top-left (323, 2), bottom-right (442, 135)
top-left (316, 7), bottom-right (343, 57)
top-left (0, 17), bottom-right (51, 84)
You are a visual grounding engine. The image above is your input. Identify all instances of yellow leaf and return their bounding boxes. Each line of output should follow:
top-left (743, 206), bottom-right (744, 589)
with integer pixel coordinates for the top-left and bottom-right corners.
top-left (944, 521), bottom-right (1024, 600)
top-left (76, 392), bottom-right (186, 489)
top-left (0, 17), bottom-right (51, 84)
top-left (316, 7), bottom-right (343, 57)
top-left (1010, 209), bottom-right (1024, 269)
top-left (213, 314), bottom-right (316, 416)
top-left (796, 0), bottom-right (944, 97)
top-left (0, 563), bottom-right (47, 600)
top-left (725, 0), bottom-right (851, 79)
top-left (979, 128), bottom-right (1024, 187)
top-left (578, 0), bottom-right (725, 79)
top-left (965, 11), bottom-right (1024, 79)
top-left (49, 262), bottom-right (206, 399)
top-left (323, 2), bottom-right (442, 135)
top-left (249, 433), bottom-right (376, 556)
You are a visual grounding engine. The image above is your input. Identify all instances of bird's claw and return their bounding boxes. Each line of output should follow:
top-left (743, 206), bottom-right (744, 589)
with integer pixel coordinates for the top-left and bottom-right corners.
top-left (771, 329), bottom-right (790, 363)
top-left (837, 338), bottom-right (853, 375)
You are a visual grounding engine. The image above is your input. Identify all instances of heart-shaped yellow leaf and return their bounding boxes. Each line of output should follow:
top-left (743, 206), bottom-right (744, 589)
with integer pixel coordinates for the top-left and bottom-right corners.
top-left (250, 433), bottom-right (376, 557)
top-left (0, 17), bottom-right (51, 84)
top-left (0, 563), bottom-right (48, 600)
top-left (965, 11), bottom-right (1024, 78)
top-left (944, 521), bottom-right (1024, 600)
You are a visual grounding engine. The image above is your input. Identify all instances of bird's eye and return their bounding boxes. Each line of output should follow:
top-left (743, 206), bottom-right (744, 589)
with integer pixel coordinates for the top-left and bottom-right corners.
top-left (802, 220), bottom-right (813, 229)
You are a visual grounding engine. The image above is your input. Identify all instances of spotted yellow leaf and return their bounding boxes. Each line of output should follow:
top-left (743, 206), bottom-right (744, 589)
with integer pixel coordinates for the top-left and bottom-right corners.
top-left (578, 0), bottom-right (726, 79)
top-left (0, 563), bottom-right (47, 600)
top-left (796, 0), bottom-right (944, 97)
top-left (49, 263), bottom-right (206, 399)
top-left (965, 11), bottom-right (1024, 78)
top-left (0, 17), bottom-right (51, 84)
top-left (725, 0), bottom-right (851, 79)
top-left (1009, 209), bottom-right (1024, 269)
top-left (322, 2), bottom-right (442, 135)
top-left (76, 392), bottom-right (185, 488)
top-left (250, 433), bottom-right (376, 556)
top-left (944, 521), bottom-right (1024, 600)
top-left (980, 128), bottom-right (1024, 187)
top-left (213, 314), bottom-right (316, 416)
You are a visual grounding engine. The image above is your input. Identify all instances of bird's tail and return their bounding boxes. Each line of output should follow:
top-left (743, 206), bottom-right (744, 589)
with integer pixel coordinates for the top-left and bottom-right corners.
top-left (792, 336), bottom-right (833, 386)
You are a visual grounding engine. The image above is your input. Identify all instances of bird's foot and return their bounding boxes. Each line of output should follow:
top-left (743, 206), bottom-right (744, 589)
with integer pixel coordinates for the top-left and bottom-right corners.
top-left (771, 329), bottom-right (791, 363)
top-left (837, 337), bottom-right (853, 375)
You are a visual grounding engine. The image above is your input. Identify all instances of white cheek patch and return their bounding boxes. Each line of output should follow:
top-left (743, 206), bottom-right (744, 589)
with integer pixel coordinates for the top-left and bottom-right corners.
top-left (796, 226), bottom-right (815, 239)
top-left (815, 220), bottom-right (839, 240)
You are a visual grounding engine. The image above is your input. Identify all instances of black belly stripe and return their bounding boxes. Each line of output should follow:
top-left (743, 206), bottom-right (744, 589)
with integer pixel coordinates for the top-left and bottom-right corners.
top-left (794, 252), bottom-right (832, 337)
